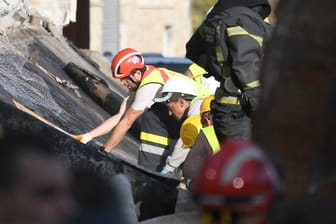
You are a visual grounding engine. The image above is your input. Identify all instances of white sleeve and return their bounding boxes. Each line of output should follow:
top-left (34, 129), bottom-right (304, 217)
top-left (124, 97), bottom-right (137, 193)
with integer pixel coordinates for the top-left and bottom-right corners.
top-left (201, 76), bottom-right (220, 94)
top-left (163, 100), bottom-right (202, 171)
top-left (166, 138), bottom-right (190, 169)
top-left (187, 99), bottom-right (202, 116)
top-left (131, 83), bottom-right (162, 111)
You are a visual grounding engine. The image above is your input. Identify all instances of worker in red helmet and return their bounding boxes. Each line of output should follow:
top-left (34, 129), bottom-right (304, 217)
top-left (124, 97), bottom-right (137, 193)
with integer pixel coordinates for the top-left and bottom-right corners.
top-left (73, 48), bottom-right (204, 172)
top-left (192, 138), bottom-right (282, 224)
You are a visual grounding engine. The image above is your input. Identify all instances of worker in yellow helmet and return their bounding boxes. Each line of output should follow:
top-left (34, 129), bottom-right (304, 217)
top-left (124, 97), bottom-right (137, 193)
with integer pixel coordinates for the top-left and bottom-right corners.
top-left (182, 95), bottom-right (220, 190)
top-left (179, 96), bottom-right (217, 151)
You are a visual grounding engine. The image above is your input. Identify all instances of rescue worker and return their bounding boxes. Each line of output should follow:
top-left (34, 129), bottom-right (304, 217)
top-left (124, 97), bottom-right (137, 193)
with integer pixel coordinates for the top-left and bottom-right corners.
top-left (192, 138), bottom-right (282, 224)
top-left (73, 48), bottom-right (193, 172)
top-left (185, 0), bottom-right (272, 141)
top-left (182, 95), bottom-right (220, 187)
top-left (154, 77), bottom-right (211, 177)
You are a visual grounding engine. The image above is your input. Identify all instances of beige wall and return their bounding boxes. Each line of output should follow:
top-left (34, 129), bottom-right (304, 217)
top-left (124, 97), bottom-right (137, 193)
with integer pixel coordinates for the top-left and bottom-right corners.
top-left (90, 0), bottom-right (104, 52)
top-left (113, 0), bottom-right (191, 57)
top-left (90, 0), bottom-right (191, 56)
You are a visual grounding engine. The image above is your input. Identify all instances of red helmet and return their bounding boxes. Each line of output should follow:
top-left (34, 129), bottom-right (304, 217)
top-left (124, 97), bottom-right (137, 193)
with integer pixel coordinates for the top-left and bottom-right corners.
top-left (111, 48), bottom-right (145, 79)
top-left (193, 138), bottom-right (281, 213)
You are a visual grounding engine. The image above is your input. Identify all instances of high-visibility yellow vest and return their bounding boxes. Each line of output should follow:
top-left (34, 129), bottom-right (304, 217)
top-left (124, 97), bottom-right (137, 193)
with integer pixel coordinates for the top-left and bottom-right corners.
top-left (138, 65), bottom-right (186, 88)
top-left (191, 83), bottom-right (212, 104)
top-left (201, 125), bottom-right (220, 153)
top-left (188, 63), bottom-right (207, 83)
top-left (138, 66), bottom-right (211, 147)
top-left (139, 65), bottom-right (211, 103)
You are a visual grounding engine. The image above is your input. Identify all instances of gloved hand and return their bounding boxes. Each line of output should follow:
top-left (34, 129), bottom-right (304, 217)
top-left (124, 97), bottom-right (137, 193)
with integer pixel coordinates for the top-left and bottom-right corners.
top-left (160, 167), bottom-right (171, 175)
top-left (71, 133), bottom-right (92, 144)
top-left (160, 166), bottom-right (177, 178)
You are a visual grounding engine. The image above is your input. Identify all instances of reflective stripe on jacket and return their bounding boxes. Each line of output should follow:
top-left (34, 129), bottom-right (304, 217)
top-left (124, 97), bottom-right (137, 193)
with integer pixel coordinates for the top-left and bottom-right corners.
top-left (140, 131), bottom-right (170, 147)
top-left (186, 6), bottom-right (272, 91)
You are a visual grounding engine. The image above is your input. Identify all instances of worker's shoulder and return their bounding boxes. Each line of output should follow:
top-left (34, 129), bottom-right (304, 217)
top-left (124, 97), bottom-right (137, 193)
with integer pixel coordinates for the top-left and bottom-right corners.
top-left (136, 82), bottom-right (162, 96)
top-left (207, 6), bottom-right (271, 32)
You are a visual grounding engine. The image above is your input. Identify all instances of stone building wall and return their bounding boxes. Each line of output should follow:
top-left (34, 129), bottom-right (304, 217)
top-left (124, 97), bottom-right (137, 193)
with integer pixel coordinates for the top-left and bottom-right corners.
top-left (91, 0), bottom-right (191, 57)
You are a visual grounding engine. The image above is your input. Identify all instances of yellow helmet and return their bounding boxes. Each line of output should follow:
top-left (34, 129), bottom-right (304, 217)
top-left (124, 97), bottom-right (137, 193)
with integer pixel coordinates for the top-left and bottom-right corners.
top-left (180, 115), bottom-right (202, 149)
top-left (200, 95), bottom-right (215, 114)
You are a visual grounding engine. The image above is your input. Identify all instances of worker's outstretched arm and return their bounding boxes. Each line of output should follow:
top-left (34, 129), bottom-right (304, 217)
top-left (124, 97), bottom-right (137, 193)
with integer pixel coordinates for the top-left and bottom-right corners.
top-left (104, 107), bottom-right (144, 152)
top-left (88, 97), bottom-right (130, 138)
top-left (72, 97), bottom-right (130, 144)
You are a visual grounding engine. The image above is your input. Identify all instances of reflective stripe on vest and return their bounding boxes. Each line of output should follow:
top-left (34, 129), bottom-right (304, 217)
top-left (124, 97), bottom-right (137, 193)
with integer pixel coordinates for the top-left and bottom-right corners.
top-left (201, 125), bottom-right (220, 153)
top-left (140, 131), bottom-right (170, 146)
top-left (227, 26), bottom-right (264, 47)
top-left (139, 142), bottom-right (166, 156)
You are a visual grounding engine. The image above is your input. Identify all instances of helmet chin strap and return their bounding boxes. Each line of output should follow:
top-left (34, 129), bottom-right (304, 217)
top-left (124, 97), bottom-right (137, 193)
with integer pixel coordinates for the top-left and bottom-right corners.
top-left (128, 74), bottom-right (140, 88)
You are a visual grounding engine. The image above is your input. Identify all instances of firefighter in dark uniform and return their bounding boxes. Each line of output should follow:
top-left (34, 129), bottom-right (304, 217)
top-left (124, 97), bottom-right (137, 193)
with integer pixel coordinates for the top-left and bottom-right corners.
top-left (185, 0), bottom-right (272, 141)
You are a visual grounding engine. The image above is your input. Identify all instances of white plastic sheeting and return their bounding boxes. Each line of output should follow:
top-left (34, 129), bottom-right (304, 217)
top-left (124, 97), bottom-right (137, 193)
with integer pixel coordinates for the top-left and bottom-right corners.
top-left (0, 0), bottom-right (77, 30)
top-left (0, 0), bottom-right (29, 29)
top-left (28, 0), bottom-right (77, 29)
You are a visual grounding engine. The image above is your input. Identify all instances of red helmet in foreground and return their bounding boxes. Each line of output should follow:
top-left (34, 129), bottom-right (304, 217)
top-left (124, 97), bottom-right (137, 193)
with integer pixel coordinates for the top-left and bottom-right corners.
top-left (111, 48), bottom-right (145, 79)
top-left (193, 138), bottom-right (281, 213)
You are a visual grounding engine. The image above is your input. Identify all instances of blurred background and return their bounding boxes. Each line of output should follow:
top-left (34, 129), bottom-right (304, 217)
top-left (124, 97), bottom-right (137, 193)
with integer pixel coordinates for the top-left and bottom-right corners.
top-left (63, 0), bottom-right (280, 59)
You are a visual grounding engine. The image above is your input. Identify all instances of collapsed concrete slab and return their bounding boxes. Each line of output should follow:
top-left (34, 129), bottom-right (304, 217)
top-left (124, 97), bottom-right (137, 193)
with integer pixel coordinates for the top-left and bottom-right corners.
top-left (0, 20), bottom-right (180, 221)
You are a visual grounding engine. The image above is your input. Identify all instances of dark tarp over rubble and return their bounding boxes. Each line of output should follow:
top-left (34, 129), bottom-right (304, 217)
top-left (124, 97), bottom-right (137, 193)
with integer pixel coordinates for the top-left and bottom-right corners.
top-left (0, 23), bottom-right (180, 221)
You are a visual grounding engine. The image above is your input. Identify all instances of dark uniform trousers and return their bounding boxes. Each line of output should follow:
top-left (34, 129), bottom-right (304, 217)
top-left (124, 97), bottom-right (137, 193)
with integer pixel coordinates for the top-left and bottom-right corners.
top-left (211, 100), bottom-right (251, 142)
